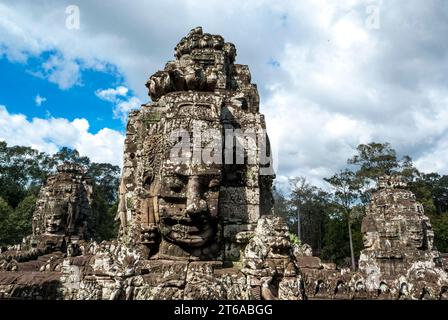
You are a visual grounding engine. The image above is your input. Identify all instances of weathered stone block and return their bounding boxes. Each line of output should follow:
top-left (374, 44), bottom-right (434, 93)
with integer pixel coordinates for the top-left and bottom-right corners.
top-left (296, 256), bottom-right (322, 269)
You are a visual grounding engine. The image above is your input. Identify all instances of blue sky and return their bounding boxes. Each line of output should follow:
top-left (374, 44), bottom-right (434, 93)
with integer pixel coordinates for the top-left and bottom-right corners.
top-left (0, 56), bottom-right (127, 133)
top-left (1, 0), bottom-right (448, 190)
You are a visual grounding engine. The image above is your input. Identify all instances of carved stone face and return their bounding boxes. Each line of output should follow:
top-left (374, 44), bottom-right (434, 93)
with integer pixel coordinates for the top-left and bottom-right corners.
top-left (44, 200), bottom-right (68, 235)
top-left (158, 164), bottom-right (221, 248)
top-left (361, 216), bottom-right (378, 249)
top-left (406, 220), bottom-right (425, 249)
top-left (362, 231), bottom-right (378, 249)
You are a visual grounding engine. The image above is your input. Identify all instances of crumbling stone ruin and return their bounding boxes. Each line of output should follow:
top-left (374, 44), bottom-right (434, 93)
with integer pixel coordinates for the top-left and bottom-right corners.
top-left (0, 28), bottom-right (447, 300)
top-left (358, 175), bottom-right (448, 299)
top-left (297, 175), bottom-right (448, 300)
top-left (0, 163), bottom-right (94, 298)
top-left (32, 163), bottom-right (94, 245)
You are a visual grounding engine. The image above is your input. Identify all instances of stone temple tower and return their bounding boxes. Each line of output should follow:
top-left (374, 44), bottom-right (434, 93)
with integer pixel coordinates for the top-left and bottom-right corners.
top-left (116, 27), bottom-right (275, 262)
top-left (359, 175), bottom-right (447, 297)
top-left (31, 163), bottom-right (94, 251)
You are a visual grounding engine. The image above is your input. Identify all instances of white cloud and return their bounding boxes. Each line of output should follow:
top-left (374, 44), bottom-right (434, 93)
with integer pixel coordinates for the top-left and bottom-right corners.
top-left (0, 2), bottom-right (114, 89)
top-left (0, 105), bottom-right (124, 166)
top-left (95, 86), bottom-right (129, 102)
top-left (261, 0), bottom-right (448, 184)
top-left (415, 137), bottom-right (448, 174)
top-left (34, 94), bottom-right (47, 106)
top-left (41, 54), bottom-right (81, 89)
top-left (114, 96), bottom-right (141, 123)
top-left (96, 86), bottom-right (141, 123)
top-left (265, 89), bottom-right (373, 188)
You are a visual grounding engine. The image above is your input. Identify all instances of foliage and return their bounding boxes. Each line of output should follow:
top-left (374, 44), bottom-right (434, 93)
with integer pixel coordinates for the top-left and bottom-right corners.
top-left (348, 142), bottom-right (399, 178)
top-left (93, 196), bottom-right (119, 241)
top-left (431, 214), bottom-right (448, 253)
top-left (0, 197), bottom-right (14, 246)
top-left (9, 195), bottom-right (37, 243)
top-left (408, 172), bottom-right (448, 252)
top-left (320, 211), bottom-right (363, 267)
top-left (289, 233), bottom-right (300, 246)
top-left (288, 177), bottom-right (332, 256)
top-left (87, 162), bottom-right (120, 205)
top-left (347, 142), bottom-right (419, 203)
top-left (273, 186), bottom-right (292, 223)
top-left (0, 141), bottom-right (49, 207)
top-left (324, 169), bottom-right (362, 269)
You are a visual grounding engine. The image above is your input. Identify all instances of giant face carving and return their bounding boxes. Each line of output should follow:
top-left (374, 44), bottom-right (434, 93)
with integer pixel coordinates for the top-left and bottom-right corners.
top-left (44, 200), bottom-right (68, 235)
top-left (406, 219), bottom-right (425, 249)
top-left (155, 100), bottom-right (223, 251)
top-left (158, 163), bottom-right (221, 248)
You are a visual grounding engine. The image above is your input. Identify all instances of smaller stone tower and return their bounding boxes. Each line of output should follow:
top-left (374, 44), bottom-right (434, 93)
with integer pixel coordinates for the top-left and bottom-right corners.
top-left (30, 163), bottom-right (94, 250)
top-left (359, 175), bottom-right (447, 297)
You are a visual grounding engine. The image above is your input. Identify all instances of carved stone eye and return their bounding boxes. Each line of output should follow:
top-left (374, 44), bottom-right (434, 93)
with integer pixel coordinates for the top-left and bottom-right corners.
top-left (170, 177), bottom-right (184, 193)
top-left (208, 178), bottom-right (220, 191)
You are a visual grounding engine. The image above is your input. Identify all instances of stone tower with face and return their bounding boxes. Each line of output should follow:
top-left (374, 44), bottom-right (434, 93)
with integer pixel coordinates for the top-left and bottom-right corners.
top-left (117, 27), bottom-right (275, 262)
top-left (359, 175), bottom-right (440, 278)
top-left (31, 163), bottom-right (93, 249)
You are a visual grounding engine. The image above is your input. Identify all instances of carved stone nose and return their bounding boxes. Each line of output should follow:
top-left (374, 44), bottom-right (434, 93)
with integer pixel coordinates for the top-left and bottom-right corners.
top-left (186, 199), bottom-right (208, 217)
top-left (186, 176), bottom-right (207, 216)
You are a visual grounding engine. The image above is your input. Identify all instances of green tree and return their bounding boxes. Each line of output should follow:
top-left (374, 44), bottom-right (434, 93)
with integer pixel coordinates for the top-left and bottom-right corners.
top-left (0, 197), bottom-right (14, 246)
top-left (431, 214), bottom-right (448, 252)
top-left (324, 169), bottom-right (362, 270)
top-left (9, 195), bottom-right (37, 243)
top-left (91, 189), bottom-right (119, 242)
top-left (51, 147), bottom-right (91, 168)
top-left (87, 162), bottom-right (120, 205)
top-left (348, 142), bottom-right (399, 178)
top-left (408, 173), bottom-right (448, 252)
top-left (348, 142), bottom-right (418, 203)
top-left (98, 201), bottom-right (119, 241)
top-left (0, 141), bottom-right (51, 207)
top-left (408, 173), bottom-right (438, 216)
top-left (289, 177), bottom-right (331, 256)
top-left (321, 212), bottom-right (362, 267)
top-left (87, 162), bottom-right (120, 240)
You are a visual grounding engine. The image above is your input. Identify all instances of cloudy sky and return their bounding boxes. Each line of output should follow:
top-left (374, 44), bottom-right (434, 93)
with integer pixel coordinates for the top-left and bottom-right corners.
top-left (0, 0), bottom-right (447, 190)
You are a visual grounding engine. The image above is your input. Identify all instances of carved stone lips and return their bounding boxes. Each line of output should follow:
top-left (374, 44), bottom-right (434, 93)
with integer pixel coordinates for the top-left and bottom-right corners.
top-left (160, 216), bottom-right (215, 247)
top-left (161, 215), bottom-right (212, 226)
top-left (171, 224), bottom-right (198, 234)
top-left (45, 223), bottom-right (60, 232)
